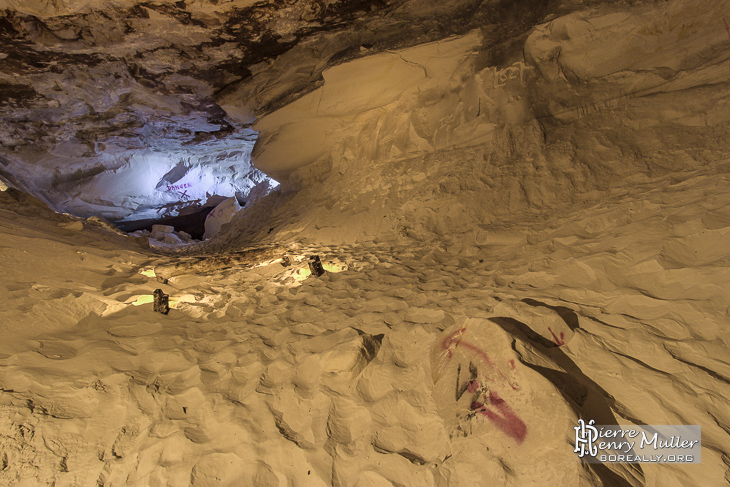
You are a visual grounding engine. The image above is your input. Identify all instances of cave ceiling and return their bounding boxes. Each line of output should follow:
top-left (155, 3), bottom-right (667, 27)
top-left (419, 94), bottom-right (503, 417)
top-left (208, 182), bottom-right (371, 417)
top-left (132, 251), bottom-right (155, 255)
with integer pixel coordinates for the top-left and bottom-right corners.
top-left (0, 0), bottom-right (615, 201)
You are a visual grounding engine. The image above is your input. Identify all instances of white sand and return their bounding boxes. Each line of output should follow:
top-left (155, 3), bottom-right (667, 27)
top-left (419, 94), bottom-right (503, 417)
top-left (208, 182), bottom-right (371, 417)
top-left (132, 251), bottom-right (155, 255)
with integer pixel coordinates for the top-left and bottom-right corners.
top-left (2, 155), bottom-right (730, 485)
top-left (2, 0), bottom-right (730, 485)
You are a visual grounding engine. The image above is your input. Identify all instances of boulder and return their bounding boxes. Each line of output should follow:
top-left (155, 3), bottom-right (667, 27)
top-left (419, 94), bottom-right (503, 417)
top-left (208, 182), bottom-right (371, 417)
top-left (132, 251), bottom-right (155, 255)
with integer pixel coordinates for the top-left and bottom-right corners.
top-left (203, 197), bottom-right (241, 240)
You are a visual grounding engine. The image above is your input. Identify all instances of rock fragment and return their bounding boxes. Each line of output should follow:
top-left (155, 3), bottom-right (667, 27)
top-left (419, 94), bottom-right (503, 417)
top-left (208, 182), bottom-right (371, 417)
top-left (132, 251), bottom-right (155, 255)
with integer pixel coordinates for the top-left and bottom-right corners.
top-left (153, 289), bottom-right (170, 315)
top-left (309, 255), bottom-right (325, 277)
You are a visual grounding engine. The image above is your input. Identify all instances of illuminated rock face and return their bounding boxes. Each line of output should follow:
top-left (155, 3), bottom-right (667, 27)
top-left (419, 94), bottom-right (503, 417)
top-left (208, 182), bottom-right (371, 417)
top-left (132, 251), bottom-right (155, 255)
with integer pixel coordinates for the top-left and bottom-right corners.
top-left (43, 147), bottom-right (273, 221)
top-left (0, 1), bottom-right (282, 219)
top-left (0, 0), bottom-right (622, 221)
top-left (250, 32), bottom-right (490, 181)
top-left (212, 0), bottom-right (730, 246)
top-left (1, 1), bottom-right (728, 232)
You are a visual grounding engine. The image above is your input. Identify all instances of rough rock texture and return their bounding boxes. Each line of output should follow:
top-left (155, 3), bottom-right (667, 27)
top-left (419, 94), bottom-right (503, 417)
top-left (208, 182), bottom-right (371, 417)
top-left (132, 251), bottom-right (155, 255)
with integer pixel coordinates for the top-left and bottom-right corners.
top-left (1, 0), bottom-right (630, 220)
top-left (214, 0), bottom-right (730, 246)
top-left (2, 0), bottom-right (730, 485)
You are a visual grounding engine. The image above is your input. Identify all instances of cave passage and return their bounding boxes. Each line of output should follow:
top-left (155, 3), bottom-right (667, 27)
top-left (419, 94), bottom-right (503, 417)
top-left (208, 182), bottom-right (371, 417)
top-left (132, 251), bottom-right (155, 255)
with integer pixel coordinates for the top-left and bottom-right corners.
top-left (1, 0), bottom-right (729, 486)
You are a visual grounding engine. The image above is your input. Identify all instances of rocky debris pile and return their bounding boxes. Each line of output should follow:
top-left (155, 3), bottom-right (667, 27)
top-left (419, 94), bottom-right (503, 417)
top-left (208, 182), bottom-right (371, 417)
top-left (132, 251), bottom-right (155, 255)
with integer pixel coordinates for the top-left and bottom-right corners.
top-left (131, 224), bottom-right (194, 246)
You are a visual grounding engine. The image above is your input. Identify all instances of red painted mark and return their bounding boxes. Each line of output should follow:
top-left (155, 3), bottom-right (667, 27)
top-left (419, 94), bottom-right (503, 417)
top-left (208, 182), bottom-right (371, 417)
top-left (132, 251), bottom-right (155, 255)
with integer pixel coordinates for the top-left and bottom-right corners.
top-left (441, 328), bottom-right (519, 390)
top-left (508, 359), bottom-right (516, 370)
top-left (471, 391), bottom-right (527, 444)
top-left (548, 327), bottom-right (566, 346)
top-left (467, 380), bottom-right (480, 393)
top-left (725, 18), bottom-right (730, 41)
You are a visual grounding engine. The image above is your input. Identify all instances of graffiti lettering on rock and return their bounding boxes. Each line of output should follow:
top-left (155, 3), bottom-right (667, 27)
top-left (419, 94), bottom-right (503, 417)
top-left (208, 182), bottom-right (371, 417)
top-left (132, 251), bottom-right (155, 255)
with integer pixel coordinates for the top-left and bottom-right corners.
top-left (166, 183), bottom-right (192, 192)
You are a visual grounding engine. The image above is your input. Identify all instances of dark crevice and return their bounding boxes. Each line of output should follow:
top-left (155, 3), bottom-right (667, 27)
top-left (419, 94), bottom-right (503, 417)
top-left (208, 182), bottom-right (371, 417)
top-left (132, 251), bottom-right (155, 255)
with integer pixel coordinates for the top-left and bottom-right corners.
top-left (521, 298), bottom-right (581, 331)
top-left (665, 350), bottom-right (730, 387)
top-left (360, 333), bottom-right (384, 363)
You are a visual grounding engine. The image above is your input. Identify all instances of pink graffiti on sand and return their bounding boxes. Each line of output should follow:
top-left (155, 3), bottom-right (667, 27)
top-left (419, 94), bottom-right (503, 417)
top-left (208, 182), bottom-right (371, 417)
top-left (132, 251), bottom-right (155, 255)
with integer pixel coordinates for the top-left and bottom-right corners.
top-left (548, 327), bottom-right (566, 346)
top-left (471, 391), bottom-right (527, 444)
top-left (441, 328), bottom-right (518, 390)
top-left (444, 329), bottom-right (527, 444)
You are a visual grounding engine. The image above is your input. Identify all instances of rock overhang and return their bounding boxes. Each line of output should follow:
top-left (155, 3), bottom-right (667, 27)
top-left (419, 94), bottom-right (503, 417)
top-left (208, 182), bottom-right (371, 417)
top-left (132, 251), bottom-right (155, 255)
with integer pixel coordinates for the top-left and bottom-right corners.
top-left (3, 0), bottom-right (728, 227)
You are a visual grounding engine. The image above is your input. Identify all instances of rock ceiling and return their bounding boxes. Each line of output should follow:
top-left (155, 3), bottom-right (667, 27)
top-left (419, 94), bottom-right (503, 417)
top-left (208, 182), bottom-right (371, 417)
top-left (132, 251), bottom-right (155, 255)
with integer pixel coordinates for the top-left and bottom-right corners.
top-left (0, 0), bottom-right (601, 217)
